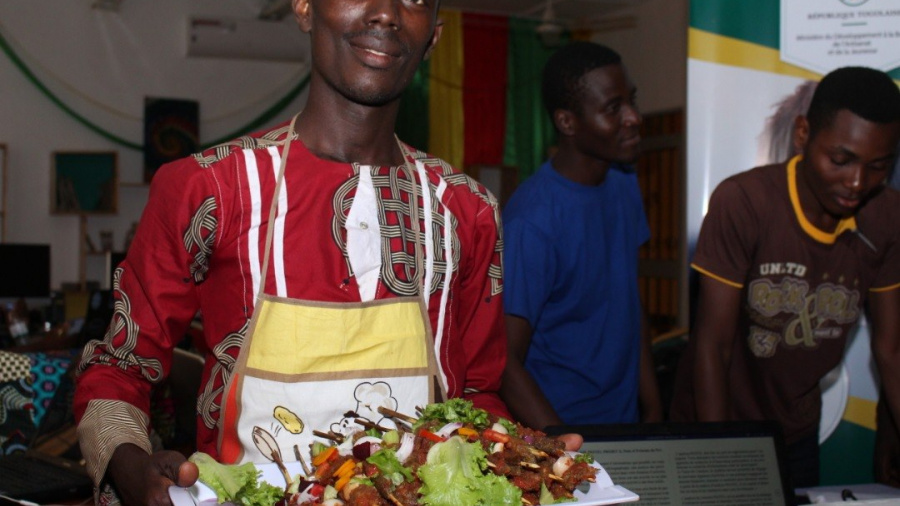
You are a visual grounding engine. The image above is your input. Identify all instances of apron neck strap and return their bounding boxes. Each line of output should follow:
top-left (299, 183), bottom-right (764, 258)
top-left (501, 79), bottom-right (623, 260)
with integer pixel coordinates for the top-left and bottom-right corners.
top-left (258, 113), bottom-right (299, 299)
top-left (257, 121), bottom-right (427, 299)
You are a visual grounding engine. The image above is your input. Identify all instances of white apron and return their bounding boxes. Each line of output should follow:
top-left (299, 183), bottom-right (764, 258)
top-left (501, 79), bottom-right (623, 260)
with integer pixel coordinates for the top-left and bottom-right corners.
top-left (218, 115), bottom-right (445, 464)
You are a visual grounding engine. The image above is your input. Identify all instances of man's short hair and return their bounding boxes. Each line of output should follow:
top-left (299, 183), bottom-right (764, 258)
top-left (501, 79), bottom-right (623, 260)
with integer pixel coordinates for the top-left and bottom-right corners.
top-left (542, 41), bottom-right (622, 119)
top-left (806, 66), bottom-right (900, 136)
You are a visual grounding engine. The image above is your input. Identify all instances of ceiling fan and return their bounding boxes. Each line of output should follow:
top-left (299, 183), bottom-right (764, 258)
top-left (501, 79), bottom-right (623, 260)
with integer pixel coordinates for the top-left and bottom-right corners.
top-left (532, 0), bottom-right (638, 43)
top-left (535, 0), bottom-right (565, 43)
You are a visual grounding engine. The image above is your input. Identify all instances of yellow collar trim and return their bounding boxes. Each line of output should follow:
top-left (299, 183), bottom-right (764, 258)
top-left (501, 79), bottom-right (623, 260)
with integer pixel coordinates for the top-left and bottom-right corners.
top-left (787, 155), bottom-right (857, 244)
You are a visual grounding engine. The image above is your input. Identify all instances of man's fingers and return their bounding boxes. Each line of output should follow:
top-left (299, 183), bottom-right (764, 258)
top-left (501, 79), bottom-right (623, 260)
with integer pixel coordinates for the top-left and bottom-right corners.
top-left (558, 433), bottom-right (584, 452)
top-left (177, 461), bottom-right (200, 488)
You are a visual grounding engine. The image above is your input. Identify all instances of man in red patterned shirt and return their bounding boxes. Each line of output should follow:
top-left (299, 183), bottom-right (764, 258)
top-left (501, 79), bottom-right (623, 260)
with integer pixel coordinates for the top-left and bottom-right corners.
top-left (74, 1), bottom-right (517, 504)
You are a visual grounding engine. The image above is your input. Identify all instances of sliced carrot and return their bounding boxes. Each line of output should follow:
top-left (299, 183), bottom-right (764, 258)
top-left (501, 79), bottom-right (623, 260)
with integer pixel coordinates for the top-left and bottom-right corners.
top-left (332, 458), bottom-right (356, 479)
top-left (312, 446), bottom-right (338, 467)
top-left (335, 473), bottom-right (352, 491)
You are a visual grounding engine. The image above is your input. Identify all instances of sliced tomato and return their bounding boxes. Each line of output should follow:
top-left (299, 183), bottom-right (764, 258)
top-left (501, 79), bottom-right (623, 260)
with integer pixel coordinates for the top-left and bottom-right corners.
top-left (418, 428), bottom-right (445, 443)
top-left (483, 429), bottom-right (510, 444)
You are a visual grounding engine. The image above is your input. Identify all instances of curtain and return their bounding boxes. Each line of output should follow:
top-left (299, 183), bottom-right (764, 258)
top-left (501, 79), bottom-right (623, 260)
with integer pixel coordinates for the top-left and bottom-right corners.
top-left (396, 62), bottom-right (430, 151)
top-left (503, 18), bottom-right (566, 181)
top-left (462, 13), bottom-right (509, 168)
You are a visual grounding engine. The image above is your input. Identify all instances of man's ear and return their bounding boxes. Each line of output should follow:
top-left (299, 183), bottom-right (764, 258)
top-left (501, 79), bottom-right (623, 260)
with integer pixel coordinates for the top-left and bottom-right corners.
top-left (793, 115), bottom-right (809, 155)
top-left (293, 0), bottom-right (312, 33)
top-left (423, 20), bottom-right (444, 61)
top-left (555, 109), bottom-right (577, 137)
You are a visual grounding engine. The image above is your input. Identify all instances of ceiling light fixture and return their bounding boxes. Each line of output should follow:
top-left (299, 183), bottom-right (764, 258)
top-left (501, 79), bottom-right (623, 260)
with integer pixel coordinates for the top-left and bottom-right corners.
top-left (535, 0), bottom-right (564, 47)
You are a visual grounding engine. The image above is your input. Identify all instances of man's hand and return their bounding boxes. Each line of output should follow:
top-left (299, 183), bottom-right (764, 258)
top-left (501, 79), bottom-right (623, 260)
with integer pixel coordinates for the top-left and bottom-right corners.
top-left (500, 315), bottom-right (566, 431)
top-left (875, 396), bottom-right (900, 487)
top-left (108, 443), bottom-right (199, 506)
top-left (557, 433), bottom-right (584, 452)
top-left (693, 275), bottom-right (742, 421)
top-left (870, 290), bottom-right (900, 486)
top-left (874, 428), bottom-right (900, 487)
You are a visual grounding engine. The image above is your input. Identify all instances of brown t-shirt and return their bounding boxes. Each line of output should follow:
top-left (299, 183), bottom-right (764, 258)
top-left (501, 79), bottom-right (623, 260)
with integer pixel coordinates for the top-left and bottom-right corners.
top-left (671, 157), bottom-right (900, 443)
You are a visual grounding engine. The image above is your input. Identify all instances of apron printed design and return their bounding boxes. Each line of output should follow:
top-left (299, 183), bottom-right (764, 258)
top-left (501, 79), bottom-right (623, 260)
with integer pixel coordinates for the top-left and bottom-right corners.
top-left (273, 405), bottom-right (304, 434)
top-left (246, 380), bottom-right (404, 467)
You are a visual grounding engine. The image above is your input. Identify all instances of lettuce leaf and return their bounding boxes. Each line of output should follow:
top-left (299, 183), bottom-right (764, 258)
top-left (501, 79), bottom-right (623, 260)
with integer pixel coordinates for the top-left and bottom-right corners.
top-left (367, 448), bottom-right (414, 485)
top-left (418, 436), bottom-right (521, 506)
top-left (540, 481), bottom-right (577, 504)
top-left (414, 398), bottom-right (491, 431)
top-left (188, 452), bottom-right (283, 506)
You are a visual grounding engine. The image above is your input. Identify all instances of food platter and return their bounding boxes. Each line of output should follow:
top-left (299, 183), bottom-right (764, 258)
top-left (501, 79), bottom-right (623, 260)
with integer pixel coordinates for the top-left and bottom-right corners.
top-left (170, 399), bottom-right (638, 506)
top-left (169, 457), bottom-right (638, 506)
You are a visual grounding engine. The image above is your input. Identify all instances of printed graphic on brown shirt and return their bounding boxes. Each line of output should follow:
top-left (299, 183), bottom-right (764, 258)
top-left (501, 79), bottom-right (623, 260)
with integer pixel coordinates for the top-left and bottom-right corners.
top-left (747, 272), bottom-right (860, 357)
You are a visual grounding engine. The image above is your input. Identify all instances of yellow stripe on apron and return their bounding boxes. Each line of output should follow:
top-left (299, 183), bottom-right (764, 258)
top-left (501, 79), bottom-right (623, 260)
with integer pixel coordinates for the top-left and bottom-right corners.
top-left (218, 114), bottom-right (445, 465)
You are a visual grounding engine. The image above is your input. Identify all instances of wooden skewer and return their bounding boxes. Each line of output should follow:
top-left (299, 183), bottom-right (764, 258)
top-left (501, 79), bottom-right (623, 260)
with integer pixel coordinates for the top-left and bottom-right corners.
top-left (270, 450), bottom-right (293, 490)
top-left (313, 429), bottom-right (344, 443)
top-left (548, 474), bottom-right (563, 482)
top-left (521, 498), bottom-right (533, 506)
top-left (386, 492), bottom-right (404, 506)
top-left (519, 461), bottom-right (540, 469)
top-left (527, 447), bottom-right (549, 458)
top-left (294, 445), bottom-right (311, 477)
top-left (377, 406), bottom-right (418, 424)
top-left (355, 418), bottom-right (390, 433)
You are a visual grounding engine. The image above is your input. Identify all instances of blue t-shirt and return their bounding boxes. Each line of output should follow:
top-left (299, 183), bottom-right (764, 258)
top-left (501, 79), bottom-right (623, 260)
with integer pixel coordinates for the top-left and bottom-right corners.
top-left (503, 160), bottom-right (649, 424)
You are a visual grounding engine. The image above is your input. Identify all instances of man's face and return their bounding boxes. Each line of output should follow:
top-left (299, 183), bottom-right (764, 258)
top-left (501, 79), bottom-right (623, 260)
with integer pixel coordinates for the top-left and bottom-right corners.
top-left (796, 109), bottom-right (900, 220)
top-left (567, 64), bottom-right (642, 164)
top-left (296, 0), bottom-right (441, 107)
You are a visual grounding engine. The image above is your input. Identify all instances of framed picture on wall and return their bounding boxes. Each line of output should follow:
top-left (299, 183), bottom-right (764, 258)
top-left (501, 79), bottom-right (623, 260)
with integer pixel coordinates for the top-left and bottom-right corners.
top-left (51, 151), bottom-right (118, 215)
top-left (143, 97), bottom-right (199, 183)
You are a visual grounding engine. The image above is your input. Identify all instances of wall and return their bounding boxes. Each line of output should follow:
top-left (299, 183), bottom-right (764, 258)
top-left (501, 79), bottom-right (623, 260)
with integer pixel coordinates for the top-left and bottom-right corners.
top-left (590, 0), bottom-right (688, 115)
top-left (0, 0), bottom-right (309, 290)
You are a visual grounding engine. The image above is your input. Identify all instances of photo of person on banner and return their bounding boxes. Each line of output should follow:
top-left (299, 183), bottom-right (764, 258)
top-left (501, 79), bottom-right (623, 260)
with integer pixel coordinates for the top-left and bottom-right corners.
top-left (670, 66), bottom-right (900, 488)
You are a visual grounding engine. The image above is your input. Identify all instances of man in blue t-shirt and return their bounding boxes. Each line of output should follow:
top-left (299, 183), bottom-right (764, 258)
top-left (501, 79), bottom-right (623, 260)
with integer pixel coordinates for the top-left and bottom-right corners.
top-left (500, 42), bottom-right (662, 429)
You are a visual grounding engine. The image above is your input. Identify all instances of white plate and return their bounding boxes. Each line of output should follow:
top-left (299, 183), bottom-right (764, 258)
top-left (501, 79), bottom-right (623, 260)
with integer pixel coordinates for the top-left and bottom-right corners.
top-left (169, 456), bottom-right (638, 506)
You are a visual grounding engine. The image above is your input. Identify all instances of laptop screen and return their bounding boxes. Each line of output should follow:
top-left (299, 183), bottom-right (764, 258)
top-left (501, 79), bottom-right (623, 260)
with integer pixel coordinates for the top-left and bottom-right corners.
top-left (547, 421), bottom-right (794, 506)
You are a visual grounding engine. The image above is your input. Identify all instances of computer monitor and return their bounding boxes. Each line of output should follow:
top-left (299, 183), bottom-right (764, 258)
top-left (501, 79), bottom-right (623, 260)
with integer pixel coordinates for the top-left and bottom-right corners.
top-left (547, 421), bottom-right (794, 506)
top-left (0, 243), bottom-right (51, 298)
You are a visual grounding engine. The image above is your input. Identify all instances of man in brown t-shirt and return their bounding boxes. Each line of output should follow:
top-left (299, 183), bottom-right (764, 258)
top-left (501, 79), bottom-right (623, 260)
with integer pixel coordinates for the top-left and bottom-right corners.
top-left (670, 66), bottom-right (900, 488)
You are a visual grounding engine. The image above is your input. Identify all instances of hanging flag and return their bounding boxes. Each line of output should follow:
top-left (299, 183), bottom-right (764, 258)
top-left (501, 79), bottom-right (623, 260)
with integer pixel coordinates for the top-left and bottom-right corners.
top-left (462, 13), bottom-right (509, 168)
top-left (428, 10), bottom-right (465, 169)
